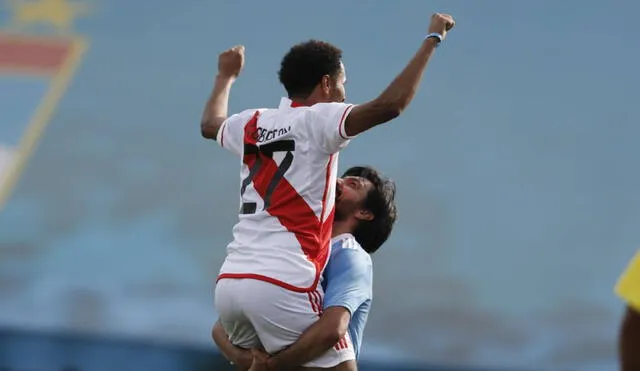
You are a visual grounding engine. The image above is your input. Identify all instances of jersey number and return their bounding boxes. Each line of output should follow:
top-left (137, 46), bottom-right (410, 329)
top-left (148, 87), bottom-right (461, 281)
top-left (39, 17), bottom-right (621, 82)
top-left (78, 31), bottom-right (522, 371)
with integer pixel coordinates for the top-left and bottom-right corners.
top-left (240, 139), bottom-right (295, 214)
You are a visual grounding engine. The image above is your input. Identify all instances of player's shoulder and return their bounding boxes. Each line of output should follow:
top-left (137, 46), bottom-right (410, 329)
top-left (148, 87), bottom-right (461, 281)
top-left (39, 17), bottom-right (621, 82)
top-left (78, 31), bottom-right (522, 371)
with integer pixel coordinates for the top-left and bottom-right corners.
top-left (239, 107), bottom-right (271, 117)
top-left (331, 233), bottom-right (370, 261)
top-left (306, 102), bottom-right (354, 117)
top-left (331, 233), bottom-right (360, 251)
top-left (227, 107), bottom-right (270, 123)
top-left (310, 101), bottom-right (353, 109)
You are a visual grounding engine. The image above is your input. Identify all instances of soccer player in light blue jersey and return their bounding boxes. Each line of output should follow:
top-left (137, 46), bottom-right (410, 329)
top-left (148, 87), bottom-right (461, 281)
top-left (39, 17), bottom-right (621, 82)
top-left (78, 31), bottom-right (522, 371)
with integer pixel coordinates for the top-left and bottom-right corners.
top-left (213, 166), bottom-right (397, 371)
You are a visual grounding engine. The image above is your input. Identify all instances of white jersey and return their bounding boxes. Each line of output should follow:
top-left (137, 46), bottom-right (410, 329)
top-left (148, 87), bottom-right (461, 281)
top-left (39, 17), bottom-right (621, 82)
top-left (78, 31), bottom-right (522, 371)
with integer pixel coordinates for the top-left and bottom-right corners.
top-left (216, 97), bottom-right (356, 292)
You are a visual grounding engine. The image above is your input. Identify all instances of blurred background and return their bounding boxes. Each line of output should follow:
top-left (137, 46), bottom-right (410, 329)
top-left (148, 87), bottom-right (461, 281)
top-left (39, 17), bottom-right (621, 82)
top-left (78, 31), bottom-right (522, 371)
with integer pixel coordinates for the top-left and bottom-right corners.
top-left (1, 0), bottom-right (639, 370)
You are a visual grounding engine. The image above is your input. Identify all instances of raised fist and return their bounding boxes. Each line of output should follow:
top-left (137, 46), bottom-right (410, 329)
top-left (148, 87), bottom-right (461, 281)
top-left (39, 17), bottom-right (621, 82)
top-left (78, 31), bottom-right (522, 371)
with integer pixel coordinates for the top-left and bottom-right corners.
top-left (218, 45), bottom-right (245, 78)
top-left (428, 13), bottom-right (455, 40)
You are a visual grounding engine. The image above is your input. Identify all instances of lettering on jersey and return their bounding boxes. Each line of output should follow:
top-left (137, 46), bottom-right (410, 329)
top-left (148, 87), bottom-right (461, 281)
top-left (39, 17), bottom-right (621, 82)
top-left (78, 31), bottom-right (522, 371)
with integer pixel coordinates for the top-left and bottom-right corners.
top-left (256, 126), bottom-right (291, 143)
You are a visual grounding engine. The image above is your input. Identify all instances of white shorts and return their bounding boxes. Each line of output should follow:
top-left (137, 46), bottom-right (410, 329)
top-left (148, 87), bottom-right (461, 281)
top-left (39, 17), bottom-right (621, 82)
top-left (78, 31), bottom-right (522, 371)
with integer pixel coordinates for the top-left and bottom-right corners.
top-left (215, 278), bottom-right (355, 368)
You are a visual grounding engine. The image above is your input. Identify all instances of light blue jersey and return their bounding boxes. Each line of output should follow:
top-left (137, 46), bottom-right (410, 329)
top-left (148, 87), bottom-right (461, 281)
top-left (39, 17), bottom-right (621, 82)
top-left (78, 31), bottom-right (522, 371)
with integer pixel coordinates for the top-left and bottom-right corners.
top-left (321, 233), bottom-right (373, 360)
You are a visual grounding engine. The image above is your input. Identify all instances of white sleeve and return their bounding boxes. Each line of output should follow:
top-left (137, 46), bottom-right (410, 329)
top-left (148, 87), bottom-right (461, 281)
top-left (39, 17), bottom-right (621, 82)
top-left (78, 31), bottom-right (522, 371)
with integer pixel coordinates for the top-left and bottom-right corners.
top-left (304, 102), bottom-right (356, 154)
top-left (216, 109), bottom-right (259, 157)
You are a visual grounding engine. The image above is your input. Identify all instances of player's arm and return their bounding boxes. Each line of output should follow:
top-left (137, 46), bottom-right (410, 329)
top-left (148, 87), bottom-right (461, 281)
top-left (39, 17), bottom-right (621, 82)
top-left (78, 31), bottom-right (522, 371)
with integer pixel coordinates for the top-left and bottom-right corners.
top-left (211, 321), bottom-right (253, 371)
top-left (200, 45), bottom-right (245, 140)
top-left (343, 13), bottom-right (454, 137)
top-left (263, 307), bottom-right (350, 371)
top-left (266, 249), bottom-right (372, 370)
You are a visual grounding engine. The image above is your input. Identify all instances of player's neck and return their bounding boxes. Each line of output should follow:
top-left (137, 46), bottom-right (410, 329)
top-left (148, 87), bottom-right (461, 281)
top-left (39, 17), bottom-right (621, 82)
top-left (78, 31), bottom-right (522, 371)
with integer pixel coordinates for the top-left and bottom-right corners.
top-left (290, 97), bottom-right (315, 107)
top-left (290, 90), bottom-right (326, 107)
top-left (331, 220), bottom-right (355, 238)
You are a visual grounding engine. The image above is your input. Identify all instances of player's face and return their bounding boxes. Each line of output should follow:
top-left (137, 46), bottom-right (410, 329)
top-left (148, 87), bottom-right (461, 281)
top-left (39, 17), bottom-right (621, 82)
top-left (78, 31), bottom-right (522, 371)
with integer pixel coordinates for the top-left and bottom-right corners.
top-left (329, 62), bottom-right (347, 103)
top-left (335, 176), bottom-right (374, 222)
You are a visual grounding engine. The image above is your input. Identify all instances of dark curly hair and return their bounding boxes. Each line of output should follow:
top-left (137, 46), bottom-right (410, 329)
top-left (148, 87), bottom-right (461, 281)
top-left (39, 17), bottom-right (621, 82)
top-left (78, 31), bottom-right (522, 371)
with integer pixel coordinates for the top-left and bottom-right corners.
top-left (342, 166), bottom-right (398, 254)
top-left (278, 40), bottom-right (343, 99)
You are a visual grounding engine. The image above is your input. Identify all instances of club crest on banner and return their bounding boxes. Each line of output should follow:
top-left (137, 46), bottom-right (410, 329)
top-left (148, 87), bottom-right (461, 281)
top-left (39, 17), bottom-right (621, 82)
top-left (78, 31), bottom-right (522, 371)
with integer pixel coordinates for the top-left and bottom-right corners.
top-left (0, 0), bottom-right (89, 210)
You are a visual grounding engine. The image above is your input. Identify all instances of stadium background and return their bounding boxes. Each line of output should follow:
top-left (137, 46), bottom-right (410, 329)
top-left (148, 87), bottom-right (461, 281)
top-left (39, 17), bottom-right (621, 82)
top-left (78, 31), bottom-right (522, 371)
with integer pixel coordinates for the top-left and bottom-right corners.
top-left (1, 0), bottom-right (639, 370)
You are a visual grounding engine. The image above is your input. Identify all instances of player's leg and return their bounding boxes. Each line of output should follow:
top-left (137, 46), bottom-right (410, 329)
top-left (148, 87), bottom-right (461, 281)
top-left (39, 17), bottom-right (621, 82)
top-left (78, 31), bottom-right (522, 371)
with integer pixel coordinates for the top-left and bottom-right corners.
top-left (620, 306), bottom-right (640, 370)
top-left (235, 279), bottom-right (356, 369)
top-left (215, 278), bottom-right (262, 370)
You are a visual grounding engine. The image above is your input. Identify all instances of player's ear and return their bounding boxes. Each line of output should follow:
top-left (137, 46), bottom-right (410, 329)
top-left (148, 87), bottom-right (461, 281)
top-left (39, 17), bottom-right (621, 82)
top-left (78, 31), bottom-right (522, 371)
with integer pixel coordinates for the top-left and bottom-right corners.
top-left (355, 209), bottom-right (374, 222)
top-left (320, 74), bottom-right (332, 95)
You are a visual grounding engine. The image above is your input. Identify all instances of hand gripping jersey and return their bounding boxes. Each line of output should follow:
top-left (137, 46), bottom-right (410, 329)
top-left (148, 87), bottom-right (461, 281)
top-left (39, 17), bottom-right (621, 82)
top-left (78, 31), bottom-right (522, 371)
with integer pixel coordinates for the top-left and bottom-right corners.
top-left (216, 98), bottom-right (355, 292)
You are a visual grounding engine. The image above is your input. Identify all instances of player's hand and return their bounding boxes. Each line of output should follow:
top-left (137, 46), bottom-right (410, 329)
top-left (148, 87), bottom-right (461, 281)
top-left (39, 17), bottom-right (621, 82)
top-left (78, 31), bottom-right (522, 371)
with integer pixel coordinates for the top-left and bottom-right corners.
top-left (236, 349), bottom-right (254, 371)
top-left (248, 349), bottom-right (269, 371)
top-left (218, 45), bottom-right (245, 79)
top-left (428, 13), bottom-right (455, 39)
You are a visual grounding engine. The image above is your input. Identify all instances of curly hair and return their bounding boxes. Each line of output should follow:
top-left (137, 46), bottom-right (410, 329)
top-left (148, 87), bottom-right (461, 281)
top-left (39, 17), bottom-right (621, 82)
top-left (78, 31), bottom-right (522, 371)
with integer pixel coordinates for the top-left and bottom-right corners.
top-left (278, 40), bottom-right (343, 99)
top-left (342, 166), bottom-right (398, 254)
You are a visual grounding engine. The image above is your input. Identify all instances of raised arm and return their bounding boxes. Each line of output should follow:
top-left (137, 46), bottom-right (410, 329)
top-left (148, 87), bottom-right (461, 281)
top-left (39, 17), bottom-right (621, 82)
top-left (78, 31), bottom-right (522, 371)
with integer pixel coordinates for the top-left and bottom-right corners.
top-left (344, 13), bottom-right (455, 137)
top-left (201, 45), bottom-right (245, 140)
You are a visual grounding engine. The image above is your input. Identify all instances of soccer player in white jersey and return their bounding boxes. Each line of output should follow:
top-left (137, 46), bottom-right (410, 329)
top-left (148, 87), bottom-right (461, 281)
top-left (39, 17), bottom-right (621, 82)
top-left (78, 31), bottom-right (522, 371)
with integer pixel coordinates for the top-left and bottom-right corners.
top-left (200, 13), bottom-right (454, 370)
top-left (211, 166), bottom-right (397, 371)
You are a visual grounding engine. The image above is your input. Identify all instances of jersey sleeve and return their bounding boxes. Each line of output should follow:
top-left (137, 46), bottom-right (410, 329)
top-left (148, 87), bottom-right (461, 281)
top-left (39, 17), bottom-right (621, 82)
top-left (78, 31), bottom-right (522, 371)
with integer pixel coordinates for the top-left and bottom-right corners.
top-left (323, 247), bottom-right (372, 316)
top-left (304, 102), bottom-right (356, 154)
top-left (616, 250), bottom-right (640, 311)
top-left (216, 109), bottom-right (258, 157)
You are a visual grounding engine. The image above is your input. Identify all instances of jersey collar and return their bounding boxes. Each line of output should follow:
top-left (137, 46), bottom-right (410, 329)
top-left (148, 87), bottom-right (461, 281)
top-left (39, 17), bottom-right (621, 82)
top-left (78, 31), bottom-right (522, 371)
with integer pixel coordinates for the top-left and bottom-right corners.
top-left (279, 97), bottom-right (310, 109)
top-left (332, 233), bottom-right (355, 243)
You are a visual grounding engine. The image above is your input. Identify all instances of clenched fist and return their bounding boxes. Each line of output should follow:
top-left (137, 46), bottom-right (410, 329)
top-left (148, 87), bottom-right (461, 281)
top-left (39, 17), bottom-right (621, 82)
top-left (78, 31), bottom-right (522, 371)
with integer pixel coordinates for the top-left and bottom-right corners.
top-left (218, 45), bottom-right (245, 79)
top-left (428, 13), bottom-right (455, 40)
